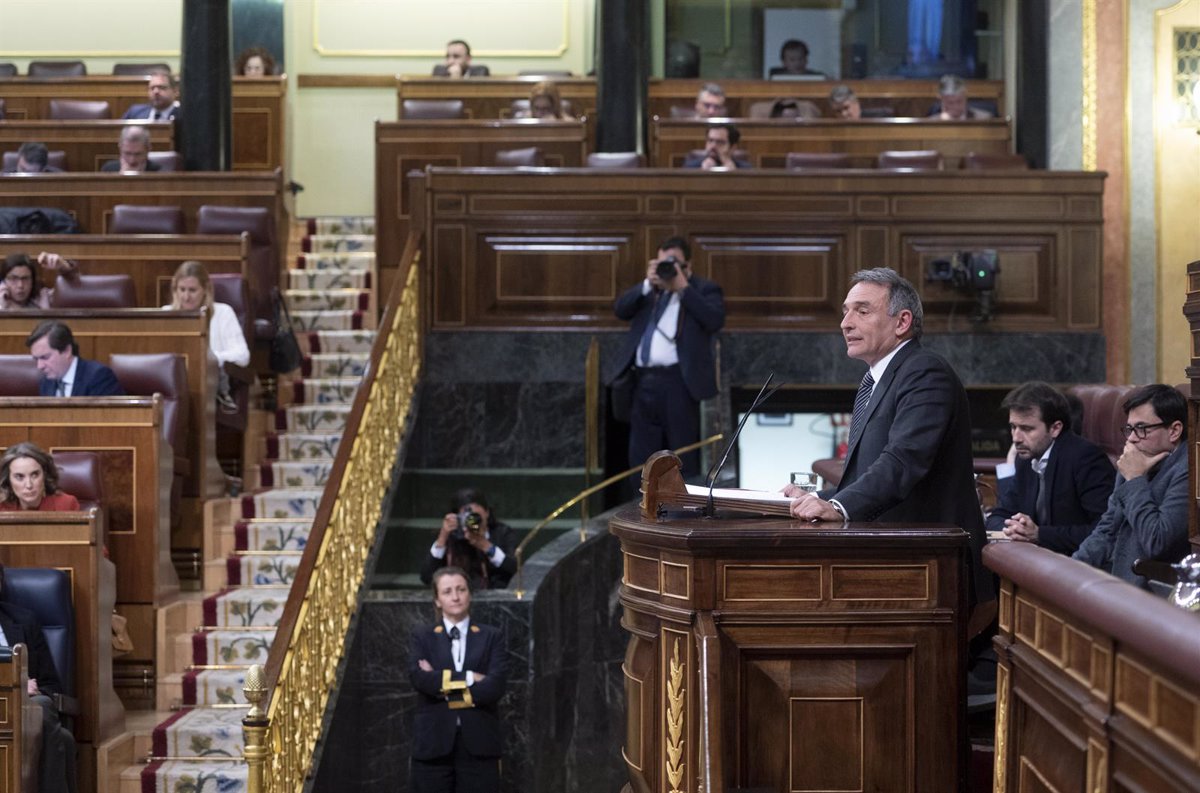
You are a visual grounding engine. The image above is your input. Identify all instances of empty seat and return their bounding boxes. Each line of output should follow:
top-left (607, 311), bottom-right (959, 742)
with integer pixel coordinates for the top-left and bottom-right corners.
top-left (400, 99), bottom-right (465, 120)
top-left (197, 206), bottom-right (277, 342)
top-left (0, 64), bottom-right (16, 78)
top-left (2, 150), bottom-right (67, 172)
top-left (494, 147), bottom-right (545, 167)
top-left (0, 355), bottom-right (41, 396)
top-left (586, 152), bottom-right (645, 168)
top-left (876, 150), bottom-right (944, 171)
top-left (50, 274), bottom-right (137, 309)
top-left (961, 152), bottom-right (1030, 170)
top-left (27, 60), bottom-right (86, 78)
top-left (1065, 384), bottom-right (1137, 464)
top-left (111, 62), bottom-right (171, 76)
top-left (52, 451), bottom-right (104, 511)
top-left (3, 568), bottom-right (76, 709)
top-left (786, 152), bottom-right (853, 170)
top-left (109, 205), bottom-right (186, 234)
top-left (109, 352), bottom-right (190, 485)
top-left (148, 151), bottom-right (184, 172)
top-left (48, 99), bottom-right (110, 120)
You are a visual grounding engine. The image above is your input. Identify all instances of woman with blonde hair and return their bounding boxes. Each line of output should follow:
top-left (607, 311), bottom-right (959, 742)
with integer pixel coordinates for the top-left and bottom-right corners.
top-left (526, 80), bottom-right (569, 120)
top-left (166, 261), bottom-right (250, 411)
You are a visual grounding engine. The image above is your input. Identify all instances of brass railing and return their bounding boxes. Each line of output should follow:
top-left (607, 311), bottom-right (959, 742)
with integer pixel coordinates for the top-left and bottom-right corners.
top-left (245, 233), bottom-right (424, 792)
top-left (512, 433), bottom-right (723, 598)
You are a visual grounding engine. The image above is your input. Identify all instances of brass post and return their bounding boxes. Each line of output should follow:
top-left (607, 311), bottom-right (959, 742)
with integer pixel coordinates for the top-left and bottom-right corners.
top-left (242, 663), bottom-right (270, 793)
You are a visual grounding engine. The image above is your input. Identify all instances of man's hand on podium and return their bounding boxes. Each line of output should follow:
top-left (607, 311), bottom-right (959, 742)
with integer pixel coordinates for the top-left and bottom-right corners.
top-left (790, 493), bottom-right (842, 522)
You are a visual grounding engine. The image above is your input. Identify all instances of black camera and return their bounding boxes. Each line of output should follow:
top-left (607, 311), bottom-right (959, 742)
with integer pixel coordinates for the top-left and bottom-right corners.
top-left (925, 249), bottom-right (1000, 322)
top-left (655, 256), bottom-right (682, 282)
top-left (452, 507), bottom-right (484, 539)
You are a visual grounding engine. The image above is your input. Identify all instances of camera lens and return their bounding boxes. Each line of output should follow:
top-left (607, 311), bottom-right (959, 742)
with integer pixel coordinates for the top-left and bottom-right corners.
top-left (656, 257), bottom-right (679, 282)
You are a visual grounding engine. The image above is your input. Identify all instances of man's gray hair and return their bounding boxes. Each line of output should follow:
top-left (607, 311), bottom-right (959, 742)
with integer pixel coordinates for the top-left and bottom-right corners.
top-left (119, 125), bottom-right (152, 148)
top-left (697, 82), bottom-right (725, 100)
top-left (938, 74), bottom-right (967, 97)
top-left (829, 84), bottom-right (857, 104)
top-left (850, 267), bottom-right (924, 339)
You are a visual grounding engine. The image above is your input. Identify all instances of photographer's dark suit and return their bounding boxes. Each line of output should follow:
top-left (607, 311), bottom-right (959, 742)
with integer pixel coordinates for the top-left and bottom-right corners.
top-left (609, 274), bottom-right (725, 477)
top-left (829, 340), bottom-right (992, 605)
top-left (409, 620), bottom-right (507, 793)
top-left (419, 522), bottom-right (517, 590)
top-left (985, 431), bottom-right (1115, 555)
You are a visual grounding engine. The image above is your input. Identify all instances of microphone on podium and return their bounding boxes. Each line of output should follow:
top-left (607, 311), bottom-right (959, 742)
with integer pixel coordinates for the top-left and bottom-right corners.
top-left (702, 373), bottom-right (784, 517)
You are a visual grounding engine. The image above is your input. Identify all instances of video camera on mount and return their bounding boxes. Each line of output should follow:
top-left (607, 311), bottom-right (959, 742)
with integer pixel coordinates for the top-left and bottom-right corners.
top-left (925, 250), bottom-right (1000, 323)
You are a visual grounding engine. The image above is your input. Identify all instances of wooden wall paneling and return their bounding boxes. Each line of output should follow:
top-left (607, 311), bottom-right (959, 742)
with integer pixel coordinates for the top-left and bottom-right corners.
top-left (0, 311), bottom-right (222, 504)
top-left (412, 169), bottom-right (1105, 332)
top-left (375, 119), bottom-right (587, 279)
top-left (0, 120), bottom-right (174, 172)
top-left (0, 511), bottom-right (125, 748)
top-left (650, 118), bottom-right (1012, 169)
top-left (0, 76), bottom-right (286, 170)
top-left (0, 233), bottom-right (249, 308)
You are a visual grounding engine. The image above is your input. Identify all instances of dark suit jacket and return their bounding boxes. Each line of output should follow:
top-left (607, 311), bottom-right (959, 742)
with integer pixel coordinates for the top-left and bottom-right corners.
top-left (122, 103), bottom-right (178, 121)
top-left (99, 159), bottom-right (161, 173)
top-left (0, 601), bottom-right (62, 695)
top-left (831, 340), bottom-right (992, 603)
top-left (608, 276), bottom-right (725, 401)
top-left (409, 620), bottom-right (507, 760)
top-left (985, 431), bottom-right (1115, 554)
top-left (419, 521), bottom-right (518, 590)
top-left (38, 357), bottom-right (125, 397)
top-left (431, 64), bottom-right (491, 77)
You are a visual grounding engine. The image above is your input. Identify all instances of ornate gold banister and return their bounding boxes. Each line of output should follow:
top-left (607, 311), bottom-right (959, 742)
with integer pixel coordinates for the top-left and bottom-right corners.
top-left (512, 433), bottom-right (723, 598)
top-left (248, 230), bottom-right (425, 792)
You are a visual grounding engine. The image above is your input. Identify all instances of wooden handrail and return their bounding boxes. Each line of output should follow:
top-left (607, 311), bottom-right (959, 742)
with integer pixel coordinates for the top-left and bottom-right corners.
top-left (256, 228), bottom-right (424, 791)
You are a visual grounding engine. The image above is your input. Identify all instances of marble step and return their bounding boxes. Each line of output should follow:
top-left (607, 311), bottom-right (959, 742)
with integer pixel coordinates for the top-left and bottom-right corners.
top-left (302, 352), bottom-right (370, 379)
top-left (275, 404), bottom-right (353, 432)
top-left (287, 309), bottom-right (364, 332)
top-left (295, 250), bottom-right (375, 271)
top-left (306, 216), bottom-right (375, 235)
top-left (285, 288), bottom-right (370, 313)
top-left (288, 268), bottom-right (371, 290)
top-left (302, 233), bottom-right (374, 253)
top-left (240, 488), bottom-right (324, 520)
top-left (301, 330), bottom-right (376, 355)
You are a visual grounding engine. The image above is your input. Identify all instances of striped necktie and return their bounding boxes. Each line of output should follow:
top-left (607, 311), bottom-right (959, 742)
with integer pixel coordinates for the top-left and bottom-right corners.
top-left (849, 371), bottom-right (874, 440)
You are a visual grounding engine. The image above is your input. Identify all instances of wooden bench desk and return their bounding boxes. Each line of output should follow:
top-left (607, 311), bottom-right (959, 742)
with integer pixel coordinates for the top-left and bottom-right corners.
top-left (375, 118), bottom-right (587, 277)
top-left (649, 117), bottom-right (1012, 169)
top-left (0, 120), bottom-right (175, 172)
top-left (0, 401), bottom-right (177, 674)
top-left (407, 167), bottom-right (1104, 333)
top-left (0, 311), bottom-right (222, 505)
top-left (0, 233), bottom-right (250, 308)
top-left (0, 644), bottom-right (38, 793)
top-left (0, 75), bottom-right (287, 171)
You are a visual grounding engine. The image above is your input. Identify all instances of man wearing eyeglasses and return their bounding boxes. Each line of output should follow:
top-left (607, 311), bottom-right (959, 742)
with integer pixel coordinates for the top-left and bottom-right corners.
top-left (1072, 384), bottom-right (1189, 588)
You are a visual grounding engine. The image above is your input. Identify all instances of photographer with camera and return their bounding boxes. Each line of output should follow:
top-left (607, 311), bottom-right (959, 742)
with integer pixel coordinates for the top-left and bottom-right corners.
top-left (420, 488), bottom-right (517, 590)
top-left (607, 237), bottom-right (725, 479)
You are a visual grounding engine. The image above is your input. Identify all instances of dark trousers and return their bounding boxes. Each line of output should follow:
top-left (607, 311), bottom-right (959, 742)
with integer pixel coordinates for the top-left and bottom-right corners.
top-left (34, 694), bottom-right (77, 793)
top-left (411, 729), bottom-right (500, 793)
top-left (628, 365), bottom-right (701, 478)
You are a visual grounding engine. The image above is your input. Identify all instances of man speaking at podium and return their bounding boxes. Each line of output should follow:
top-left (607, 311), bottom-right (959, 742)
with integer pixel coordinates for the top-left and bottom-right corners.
top-left (786, 268), bottom-right (991, 605)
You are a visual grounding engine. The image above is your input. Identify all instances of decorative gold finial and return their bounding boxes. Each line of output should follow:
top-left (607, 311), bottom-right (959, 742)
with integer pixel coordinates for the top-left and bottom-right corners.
top-left (243, 663), bottom-right (267, 721)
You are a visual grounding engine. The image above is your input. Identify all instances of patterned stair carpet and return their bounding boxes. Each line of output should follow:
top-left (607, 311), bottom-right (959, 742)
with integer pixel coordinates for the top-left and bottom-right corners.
top-left (143, 217), bottom-right (377, 791)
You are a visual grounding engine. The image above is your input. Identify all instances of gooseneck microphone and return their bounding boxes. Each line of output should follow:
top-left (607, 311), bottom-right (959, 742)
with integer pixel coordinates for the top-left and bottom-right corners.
top-left (703, 373), bottom-right (784, 517)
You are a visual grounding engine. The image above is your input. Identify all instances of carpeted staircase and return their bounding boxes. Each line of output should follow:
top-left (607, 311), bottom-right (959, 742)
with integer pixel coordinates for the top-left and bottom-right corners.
top-left (133, 216), bottom-right (377, 792)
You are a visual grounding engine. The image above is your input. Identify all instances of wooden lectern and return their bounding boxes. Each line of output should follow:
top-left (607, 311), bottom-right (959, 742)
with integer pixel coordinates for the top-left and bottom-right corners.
top-left (614, 453), bottom-right (968, 793)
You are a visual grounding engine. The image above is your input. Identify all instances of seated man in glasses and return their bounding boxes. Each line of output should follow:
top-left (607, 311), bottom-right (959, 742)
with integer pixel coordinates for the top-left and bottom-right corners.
top-left (1072, 384), bottom-right (1189, 588)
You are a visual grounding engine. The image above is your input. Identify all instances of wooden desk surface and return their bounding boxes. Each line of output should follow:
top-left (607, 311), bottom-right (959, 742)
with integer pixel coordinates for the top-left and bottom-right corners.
top-left (650, 117), bottom-right (1012, 169)
top-left (410, 167), bottom-right (1105, 333)
top-left (0, 120), bottom-right (175, 172)
top-left (0, 75), bottom-right (287, 171)
top-left (0, 233), bottom-right (250, 307)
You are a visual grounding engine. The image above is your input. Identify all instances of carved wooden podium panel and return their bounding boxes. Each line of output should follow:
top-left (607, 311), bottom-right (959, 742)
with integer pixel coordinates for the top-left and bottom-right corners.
top-left (613, 456), bottom-right (968, 793)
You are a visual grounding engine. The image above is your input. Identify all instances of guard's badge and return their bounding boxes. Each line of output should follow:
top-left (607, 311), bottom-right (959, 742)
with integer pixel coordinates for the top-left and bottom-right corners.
top-left (470, 625), bottom-right (480, 633)
top-left (433, 625), bottom-right (444, 634)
